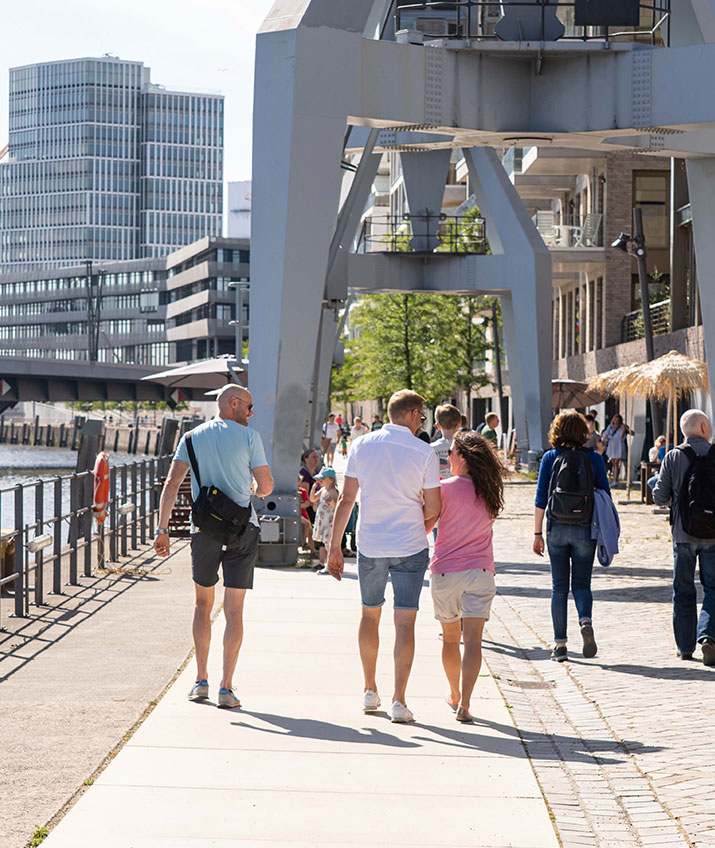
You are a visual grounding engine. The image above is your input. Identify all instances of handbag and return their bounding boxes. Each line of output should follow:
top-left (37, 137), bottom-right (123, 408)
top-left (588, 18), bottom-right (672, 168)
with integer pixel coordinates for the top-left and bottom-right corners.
top-left (185, 433), bottom-right (252, 544)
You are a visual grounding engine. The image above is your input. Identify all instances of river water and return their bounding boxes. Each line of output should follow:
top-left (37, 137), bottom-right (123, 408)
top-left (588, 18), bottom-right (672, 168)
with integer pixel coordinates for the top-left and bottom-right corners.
top-left (0, 445), bottom-right (154, 536)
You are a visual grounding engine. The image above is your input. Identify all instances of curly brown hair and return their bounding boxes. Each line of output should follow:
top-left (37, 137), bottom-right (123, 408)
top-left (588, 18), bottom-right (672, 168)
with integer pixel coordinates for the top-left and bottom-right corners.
top-left (452, 431), bottom-right (506, 519)
top-left (548, 410), bottom-right (589, 448)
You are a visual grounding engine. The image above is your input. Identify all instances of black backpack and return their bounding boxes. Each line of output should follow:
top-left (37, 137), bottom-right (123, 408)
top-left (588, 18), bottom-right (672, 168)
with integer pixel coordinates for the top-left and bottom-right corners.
top-left (547, 448), bottom-right (595, 524)
top-left (677, 445), bottom-right (715, 539)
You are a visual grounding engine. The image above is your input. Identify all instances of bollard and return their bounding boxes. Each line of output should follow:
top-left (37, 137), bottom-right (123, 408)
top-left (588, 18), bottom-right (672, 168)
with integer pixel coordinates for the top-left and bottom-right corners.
top-left (121, 465), bottom-right (128, 557)
top-left (130, 464), bottom-right (138, 550)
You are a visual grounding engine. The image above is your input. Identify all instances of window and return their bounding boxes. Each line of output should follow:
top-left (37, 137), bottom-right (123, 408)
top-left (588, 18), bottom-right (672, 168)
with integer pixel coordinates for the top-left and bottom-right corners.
top-left (634, 172), bottom-right (669, 248)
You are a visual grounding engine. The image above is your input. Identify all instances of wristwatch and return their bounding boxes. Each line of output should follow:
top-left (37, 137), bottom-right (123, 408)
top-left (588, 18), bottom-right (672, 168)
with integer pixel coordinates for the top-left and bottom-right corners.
top-left (156, 527), bottom-right (169, 535)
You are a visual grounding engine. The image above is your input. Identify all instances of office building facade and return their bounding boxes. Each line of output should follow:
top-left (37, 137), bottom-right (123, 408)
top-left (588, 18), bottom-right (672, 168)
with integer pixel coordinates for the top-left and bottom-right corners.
top-left (0, 236), bottom-right (249, 367)
top-left (0, 57), bottom-right (223, 271)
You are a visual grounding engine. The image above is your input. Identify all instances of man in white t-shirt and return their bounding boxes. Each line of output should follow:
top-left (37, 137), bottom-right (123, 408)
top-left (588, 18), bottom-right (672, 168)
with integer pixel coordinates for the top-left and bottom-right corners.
top-left (349, 416), bottom-right (369, 444)
top-left (431, 403), bottom-right (462, 480)
top-left (328, 390), bottom-right (442, 723)
top-left (322, 413), bottom-right (340, 466)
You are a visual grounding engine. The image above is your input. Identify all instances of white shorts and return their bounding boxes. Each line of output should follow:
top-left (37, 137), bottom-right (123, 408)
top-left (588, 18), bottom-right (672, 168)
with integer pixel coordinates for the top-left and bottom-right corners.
top-left (430, 568), bottom-right (496, 622)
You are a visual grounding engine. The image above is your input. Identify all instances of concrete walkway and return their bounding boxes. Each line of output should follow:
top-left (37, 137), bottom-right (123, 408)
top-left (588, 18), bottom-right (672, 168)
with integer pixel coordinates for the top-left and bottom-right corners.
top-left (42, 553), bottom-right (558, 848)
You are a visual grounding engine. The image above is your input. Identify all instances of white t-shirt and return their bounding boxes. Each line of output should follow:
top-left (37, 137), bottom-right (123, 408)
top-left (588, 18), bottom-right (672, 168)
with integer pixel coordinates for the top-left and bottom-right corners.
top-left (323, 422), bottom-right (340, 443)
top-left (350, 424), bottom-right (368, 441)
top-left (345, 423), bottom-right (441, 557)
top-left (431, 435), bottom-right (452, 479)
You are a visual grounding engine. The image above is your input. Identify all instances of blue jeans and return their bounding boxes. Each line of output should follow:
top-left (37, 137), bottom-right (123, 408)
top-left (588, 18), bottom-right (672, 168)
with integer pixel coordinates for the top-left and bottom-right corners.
top-left (357, 548), bottom-right (429, 610)
top-left (672, 542), bottom-right (715, 654)
top-left (546, 521), bottom-right (597, 643)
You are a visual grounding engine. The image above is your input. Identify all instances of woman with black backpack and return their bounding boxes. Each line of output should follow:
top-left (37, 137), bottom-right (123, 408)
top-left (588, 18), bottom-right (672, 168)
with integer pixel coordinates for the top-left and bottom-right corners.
top-left (533, 411), bottom-right (611, 662)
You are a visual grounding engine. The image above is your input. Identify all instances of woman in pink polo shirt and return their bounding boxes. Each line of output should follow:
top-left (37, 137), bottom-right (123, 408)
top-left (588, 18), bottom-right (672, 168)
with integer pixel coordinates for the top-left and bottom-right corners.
top-left (428, 431), bottom-right (506, 723)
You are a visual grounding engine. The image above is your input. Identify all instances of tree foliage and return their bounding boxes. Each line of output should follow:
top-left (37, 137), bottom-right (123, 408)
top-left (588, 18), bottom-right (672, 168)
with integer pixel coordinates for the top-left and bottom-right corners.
top-left (337, 293), bottom-right (496, 407)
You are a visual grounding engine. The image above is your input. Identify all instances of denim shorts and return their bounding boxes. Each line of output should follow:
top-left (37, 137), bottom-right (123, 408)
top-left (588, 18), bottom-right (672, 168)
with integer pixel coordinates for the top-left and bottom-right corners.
top-left (357, 547), bottom-right (429, 610)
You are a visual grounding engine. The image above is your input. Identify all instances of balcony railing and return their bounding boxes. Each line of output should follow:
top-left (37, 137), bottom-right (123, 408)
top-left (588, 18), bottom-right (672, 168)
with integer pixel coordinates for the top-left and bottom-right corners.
top-left (394, 1), bottom-right (671, 45)
top-left (621, 298), bottom-right (671, 342)
top-left (356, 213), bottom-right (488, 255)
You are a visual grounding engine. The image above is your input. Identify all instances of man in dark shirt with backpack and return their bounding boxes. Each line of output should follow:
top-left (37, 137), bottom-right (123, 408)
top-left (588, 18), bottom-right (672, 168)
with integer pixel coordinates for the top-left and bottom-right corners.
top-left (654, 409), bottom-right (715, 666)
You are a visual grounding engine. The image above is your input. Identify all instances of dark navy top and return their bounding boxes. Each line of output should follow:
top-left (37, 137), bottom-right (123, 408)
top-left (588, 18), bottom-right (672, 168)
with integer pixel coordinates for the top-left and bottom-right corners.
top-left (535, 448), bottom-right (611, 510)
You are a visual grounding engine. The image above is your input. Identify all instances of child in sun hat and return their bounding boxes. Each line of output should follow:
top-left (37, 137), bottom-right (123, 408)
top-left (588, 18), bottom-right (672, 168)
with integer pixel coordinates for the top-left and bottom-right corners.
top-left (310, 468), bottom-right (339, 574)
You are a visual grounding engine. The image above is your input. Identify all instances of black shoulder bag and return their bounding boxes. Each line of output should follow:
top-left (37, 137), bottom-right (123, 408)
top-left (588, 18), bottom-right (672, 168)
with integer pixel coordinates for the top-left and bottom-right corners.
top-left (185, 432), bottom-right (252, 544)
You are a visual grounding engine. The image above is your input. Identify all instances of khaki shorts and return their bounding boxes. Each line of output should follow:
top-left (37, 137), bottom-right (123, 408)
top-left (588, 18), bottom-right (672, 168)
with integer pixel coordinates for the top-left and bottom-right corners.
top-left (430, 568), bottom-right (496, 622)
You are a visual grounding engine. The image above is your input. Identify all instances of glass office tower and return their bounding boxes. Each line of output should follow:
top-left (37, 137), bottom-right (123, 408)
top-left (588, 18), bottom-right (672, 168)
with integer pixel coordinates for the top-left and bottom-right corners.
top-left (0, 57), bottom-right (223, 271)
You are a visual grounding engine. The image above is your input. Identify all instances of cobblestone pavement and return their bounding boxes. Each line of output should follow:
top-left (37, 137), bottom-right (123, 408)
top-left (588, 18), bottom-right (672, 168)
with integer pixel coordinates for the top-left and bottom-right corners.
top-left (486, 481), bottom-right (714, 848)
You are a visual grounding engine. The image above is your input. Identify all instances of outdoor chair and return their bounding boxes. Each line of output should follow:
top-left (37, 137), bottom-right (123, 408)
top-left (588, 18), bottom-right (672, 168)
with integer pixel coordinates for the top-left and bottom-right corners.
top-left (535, 211), bottom-right (561, 247)
top-left (574, 213), bottom-right (603, 247)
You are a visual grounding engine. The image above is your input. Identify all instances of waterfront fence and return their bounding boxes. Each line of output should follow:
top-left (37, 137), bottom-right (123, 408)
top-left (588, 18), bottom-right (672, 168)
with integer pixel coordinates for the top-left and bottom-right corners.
top-left (0, 454), bottom-right (172, 630)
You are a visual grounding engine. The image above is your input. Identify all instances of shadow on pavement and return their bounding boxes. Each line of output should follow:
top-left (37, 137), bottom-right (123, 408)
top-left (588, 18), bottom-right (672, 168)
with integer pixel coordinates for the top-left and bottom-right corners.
top-left (569, 657), bottom-right (715, 681)
top-left (233, 710), bottom-right (421, 748)
top-left (414, 717), bottom-right (664, 764)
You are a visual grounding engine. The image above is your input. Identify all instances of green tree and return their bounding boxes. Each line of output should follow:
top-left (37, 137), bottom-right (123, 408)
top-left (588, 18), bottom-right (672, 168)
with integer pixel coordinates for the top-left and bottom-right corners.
top-left (348, 292), bottom-right (487, 406)
top-left (330, 351), bottom-right (360, 416)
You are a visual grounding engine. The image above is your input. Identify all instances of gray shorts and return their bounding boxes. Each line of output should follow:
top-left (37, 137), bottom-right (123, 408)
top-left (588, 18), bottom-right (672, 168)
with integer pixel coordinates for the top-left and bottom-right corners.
top-left (190, 524), bottom-right (260, 589)
top-left (431, 568), bottom-right (496, 622)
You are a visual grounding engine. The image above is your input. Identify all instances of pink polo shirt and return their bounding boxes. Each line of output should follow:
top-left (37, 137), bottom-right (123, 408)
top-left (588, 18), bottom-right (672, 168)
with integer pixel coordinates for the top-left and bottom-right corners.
top-left (431, 476), bottom-right (495, 574)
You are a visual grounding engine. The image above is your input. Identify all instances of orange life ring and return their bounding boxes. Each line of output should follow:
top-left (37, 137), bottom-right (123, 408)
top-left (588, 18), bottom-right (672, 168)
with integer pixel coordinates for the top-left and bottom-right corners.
top-left (92, 451), bottom-right (111, 525)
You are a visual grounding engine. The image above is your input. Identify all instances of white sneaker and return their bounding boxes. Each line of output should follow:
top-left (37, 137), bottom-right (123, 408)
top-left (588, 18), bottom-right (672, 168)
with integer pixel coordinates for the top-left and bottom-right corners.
top-left (391, 701), bottom-right (415, 723)
top-left (362, 689), bottom-right (381, 712)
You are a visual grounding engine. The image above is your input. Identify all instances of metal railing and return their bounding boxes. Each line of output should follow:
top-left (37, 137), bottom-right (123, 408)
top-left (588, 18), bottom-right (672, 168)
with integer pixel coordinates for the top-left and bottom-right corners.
top-left (0, 454), bottom-right (172, 631)
top-left (356, 212), bottom-right (488, 254)
top-left (621, 298), bottom-right (671, 342)
top-left (394, 1), bottom-right (671, 45)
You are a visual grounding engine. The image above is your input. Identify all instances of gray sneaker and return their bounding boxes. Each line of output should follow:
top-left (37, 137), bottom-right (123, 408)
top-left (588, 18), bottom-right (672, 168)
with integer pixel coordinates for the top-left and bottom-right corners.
top-left (217, 687), bottom-right (241, 709)
top-left (188, 679), bottom-right (209, 701)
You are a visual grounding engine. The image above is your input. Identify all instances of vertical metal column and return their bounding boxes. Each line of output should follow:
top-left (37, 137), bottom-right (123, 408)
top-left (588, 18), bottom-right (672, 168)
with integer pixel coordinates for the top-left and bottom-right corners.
top-left (34, 482), bottom-right (44, 605)
top-left (68, 476), bottom-right (78, 585)
top-left (52, 476), bottom-right (63, 595)
top-left (121, 465), bottom-right (128, 557)
top-left (13, 484), bottom-right (26, 617)
top-left (148, 461), bottom-right (156, 538)
top-left (131, 463), bottom-right (138, 550)
top-left (140, 460), bottom-right (147, 545)
top-left (109, 466), bottom-right (118, 563)
top-left (83, 471), bottom-right (93, 578)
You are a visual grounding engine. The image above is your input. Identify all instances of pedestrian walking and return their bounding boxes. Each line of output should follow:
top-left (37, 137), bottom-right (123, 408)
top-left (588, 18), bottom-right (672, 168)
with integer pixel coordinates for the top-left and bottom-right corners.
top-left (322, 413), bottom-right (340, 466)
top-left (154, 385), bottom-right (273, 708)
top-left (350, 416), bottom-right (369, 443)
top-left (371, 414), bottom-right (383, 431)
top-left (311, 468), bottom-right (339, 574)
top-left (602, 414), bottom-right (630, 485)
top-left (480, 412), bottom-right (499, 448)
top-left (428, 431), bottom-right (505, 723)
top-left (653, 409), bottom-right (715, 665)
top-left (533, 410), bottom-right (610, 662)
top-left (431, 404), bottom-right (462, 479)
top-left (327, 390), bottom-right (442, 722)
top-left (584, 414), bottom-right (602, 452)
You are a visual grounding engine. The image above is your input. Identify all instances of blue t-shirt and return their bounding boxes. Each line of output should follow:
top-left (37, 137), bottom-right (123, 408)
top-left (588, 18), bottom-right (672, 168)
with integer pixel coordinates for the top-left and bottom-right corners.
top-left (657, 445), bottom-right (666, 462)
top-left (535, 448), bottom-right (610, 510)
top-left (174, 418), bottom-right (268, 525)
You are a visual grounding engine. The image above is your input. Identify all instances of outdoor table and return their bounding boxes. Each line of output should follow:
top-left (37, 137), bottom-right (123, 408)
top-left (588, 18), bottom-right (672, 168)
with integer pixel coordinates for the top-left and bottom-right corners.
top-left (640, 461), bottom-right (660, 504)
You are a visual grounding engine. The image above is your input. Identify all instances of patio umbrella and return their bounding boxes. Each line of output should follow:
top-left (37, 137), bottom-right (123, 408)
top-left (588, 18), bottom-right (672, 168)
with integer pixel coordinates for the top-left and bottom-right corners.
top-left (141, 355), bottom-right (246, 390)
top-left (620, 350), bottom-right (709, 452)
top-left (552, 379), bottom-right (607, 410)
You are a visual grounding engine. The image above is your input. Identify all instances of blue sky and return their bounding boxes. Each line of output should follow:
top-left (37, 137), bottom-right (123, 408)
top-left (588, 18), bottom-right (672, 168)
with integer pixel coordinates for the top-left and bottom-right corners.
top-left (0, 0), bottom-right (275, 181)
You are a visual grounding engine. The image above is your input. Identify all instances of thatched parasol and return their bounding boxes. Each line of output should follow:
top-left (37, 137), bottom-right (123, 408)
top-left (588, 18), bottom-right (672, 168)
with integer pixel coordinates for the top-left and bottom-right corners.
top-left (619, 350), bottom-right (709, 451)
top-left (587, 364), bottom-right (641, 399)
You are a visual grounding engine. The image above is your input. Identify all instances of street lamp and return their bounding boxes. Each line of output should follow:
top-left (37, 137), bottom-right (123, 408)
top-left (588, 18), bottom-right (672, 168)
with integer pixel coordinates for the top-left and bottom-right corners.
top-left (610, 208), bottom-right (659, 432)
top-left (228, 280), bottom-right (249, 362)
